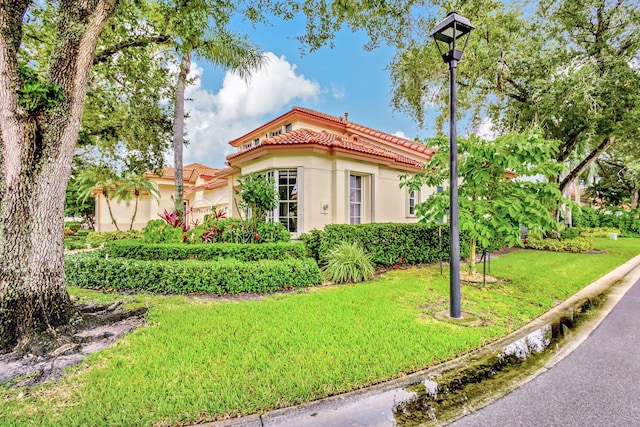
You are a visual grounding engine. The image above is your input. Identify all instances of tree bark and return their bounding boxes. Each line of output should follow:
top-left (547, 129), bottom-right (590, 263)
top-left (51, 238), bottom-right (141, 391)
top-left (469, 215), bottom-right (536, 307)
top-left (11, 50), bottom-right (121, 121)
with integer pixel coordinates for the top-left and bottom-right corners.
top-left (559, 136), bottom-right (615, 195)
top-left (173, 52), bottom-right (191, 218)
top-left (0, 0), bottom-right (118, 350)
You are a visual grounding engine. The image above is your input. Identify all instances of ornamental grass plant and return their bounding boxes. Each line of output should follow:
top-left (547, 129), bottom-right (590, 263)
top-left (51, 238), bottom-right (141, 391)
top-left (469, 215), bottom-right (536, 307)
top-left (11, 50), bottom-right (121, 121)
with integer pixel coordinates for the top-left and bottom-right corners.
top-left (321, 241), bottom-right (375, 283)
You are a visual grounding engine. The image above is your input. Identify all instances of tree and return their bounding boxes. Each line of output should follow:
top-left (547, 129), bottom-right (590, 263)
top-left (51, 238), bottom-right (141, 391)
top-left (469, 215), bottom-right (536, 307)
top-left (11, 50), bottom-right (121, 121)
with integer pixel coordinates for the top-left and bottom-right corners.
top-left (237, 173), bottom-right (279, 242)
top-left (390, 0), bottom-right (640, 196)
top-left (157, 0), bottom-right (265, 218)
top-left (65, 158), bottom-right (98, 229)
top-left (402, 131), bottom-right (564, 272)
top-left (0, 0), bottom-right (425, 351)
top-left (76, 166), bottom-right (121, 231)
top-left (113, 172), bottom-right (161, 230)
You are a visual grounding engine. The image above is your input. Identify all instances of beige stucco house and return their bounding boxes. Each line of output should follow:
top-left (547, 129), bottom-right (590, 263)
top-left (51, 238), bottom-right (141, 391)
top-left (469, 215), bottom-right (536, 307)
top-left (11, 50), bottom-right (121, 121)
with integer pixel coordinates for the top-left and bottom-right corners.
top-left (95, 107), bottom-right (436, 236)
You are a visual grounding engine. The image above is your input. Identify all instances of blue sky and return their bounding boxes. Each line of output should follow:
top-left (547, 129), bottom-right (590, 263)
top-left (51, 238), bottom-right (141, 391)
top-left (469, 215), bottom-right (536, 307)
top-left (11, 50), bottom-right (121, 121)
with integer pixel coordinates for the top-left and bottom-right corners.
top-left (182, 15), bottom-right (445, 168)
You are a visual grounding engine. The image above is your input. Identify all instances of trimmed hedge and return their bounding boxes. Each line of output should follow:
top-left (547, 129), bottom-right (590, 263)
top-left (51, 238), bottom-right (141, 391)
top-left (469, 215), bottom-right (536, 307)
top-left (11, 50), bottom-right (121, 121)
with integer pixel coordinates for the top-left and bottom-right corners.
top-left (104, 241), bottom-right (308, 261)
top-left (525, 235), bottom-right (595, 253)
top-left (302, 223), bottom-right (477, 267)
top-left (86, 230), bottom-right (142, 247)
top-left (65, 253), bottom-right (322, 294)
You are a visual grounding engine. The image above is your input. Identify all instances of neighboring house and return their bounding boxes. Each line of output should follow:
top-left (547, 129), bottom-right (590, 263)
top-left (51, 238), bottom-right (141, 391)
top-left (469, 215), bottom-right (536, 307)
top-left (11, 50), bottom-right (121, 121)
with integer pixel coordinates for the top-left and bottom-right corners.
top-left (96, 107), bottom-right (437, 236)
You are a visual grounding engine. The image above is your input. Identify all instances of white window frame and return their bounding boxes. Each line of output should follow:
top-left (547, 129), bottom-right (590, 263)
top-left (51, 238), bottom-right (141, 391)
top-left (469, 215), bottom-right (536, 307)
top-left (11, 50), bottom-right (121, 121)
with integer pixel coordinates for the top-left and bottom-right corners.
top-left (408, 189), bottom-right (420, 217)
top-left (266, 169), bottom-right (299, 233)
top-left (349, 174), bottom-right (363, 225)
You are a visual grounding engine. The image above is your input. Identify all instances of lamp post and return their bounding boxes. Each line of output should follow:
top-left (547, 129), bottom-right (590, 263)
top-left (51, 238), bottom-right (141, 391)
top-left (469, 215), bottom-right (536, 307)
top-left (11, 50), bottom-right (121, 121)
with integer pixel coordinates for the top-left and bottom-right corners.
top-left (431, 12), bottom-right (474, 319)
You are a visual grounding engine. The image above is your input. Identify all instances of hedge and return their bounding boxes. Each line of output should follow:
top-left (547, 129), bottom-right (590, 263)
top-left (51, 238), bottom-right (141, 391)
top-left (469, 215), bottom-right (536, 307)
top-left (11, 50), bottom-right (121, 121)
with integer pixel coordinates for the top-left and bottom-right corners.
top-left (86, 230), bottom-right (142, 247)
top-left (65, 253), bottom-right (322, 294)
top-left (573, 206), bottom-right (640, 237)
top-left (525, 235), bottom-right (595, 253)
top-left (103, 241), bottom-right (308, 261)
top-left (302, 223), bottom-right (483, 267)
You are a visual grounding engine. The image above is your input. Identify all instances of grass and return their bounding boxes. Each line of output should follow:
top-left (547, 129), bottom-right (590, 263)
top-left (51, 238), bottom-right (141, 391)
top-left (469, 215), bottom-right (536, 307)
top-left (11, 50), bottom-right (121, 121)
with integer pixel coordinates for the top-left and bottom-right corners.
top-left (1, 238), bottom-right (639, 426)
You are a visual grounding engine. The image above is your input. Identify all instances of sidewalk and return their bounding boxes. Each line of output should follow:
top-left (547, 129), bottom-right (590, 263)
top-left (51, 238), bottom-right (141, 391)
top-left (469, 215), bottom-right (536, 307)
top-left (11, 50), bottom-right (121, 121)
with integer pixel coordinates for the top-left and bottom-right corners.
top-left (203, 254), bottom-right (640, 427)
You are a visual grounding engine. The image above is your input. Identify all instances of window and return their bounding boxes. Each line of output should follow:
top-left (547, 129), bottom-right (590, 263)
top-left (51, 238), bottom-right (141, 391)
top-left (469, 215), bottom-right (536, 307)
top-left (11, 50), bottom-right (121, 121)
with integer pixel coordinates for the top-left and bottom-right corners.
top-left (408, 190), bottom-right (419, 216)
top-left (253, 138), bottom-right (260, 146)
top-left (350, 175), bottom-right (363, 224)
top-left (266, 170), bottom-right (298, 233)
top-left (285, 123), bottom-right (292, 133)
top-left (270, 129), bottom-right (282, 137)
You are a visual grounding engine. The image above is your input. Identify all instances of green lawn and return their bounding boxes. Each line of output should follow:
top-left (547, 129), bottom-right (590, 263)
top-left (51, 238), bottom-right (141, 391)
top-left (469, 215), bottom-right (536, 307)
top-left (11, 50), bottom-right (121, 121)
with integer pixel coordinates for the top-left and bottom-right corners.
top-left (2, 238), bottom-right (639, 426)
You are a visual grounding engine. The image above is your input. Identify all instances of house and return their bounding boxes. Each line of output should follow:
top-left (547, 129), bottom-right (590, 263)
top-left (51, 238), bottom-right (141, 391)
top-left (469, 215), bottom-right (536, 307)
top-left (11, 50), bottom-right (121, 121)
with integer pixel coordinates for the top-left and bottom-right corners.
top-left (95, 107), bottom-right (437, 236)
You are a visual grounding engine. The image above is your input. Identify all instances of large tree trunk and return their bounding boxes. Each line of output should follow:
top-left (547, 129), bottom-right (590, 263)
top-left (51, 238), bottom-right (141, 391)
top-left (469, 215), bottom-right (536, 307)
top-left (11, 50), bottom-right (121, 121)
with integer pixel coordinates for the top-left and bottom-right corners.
top-left (0, 0), bottom-right (118, 351)
top-left (173, 52), bottom-right (191, 219)
top-left (559, 136), bottom-right (615, 195)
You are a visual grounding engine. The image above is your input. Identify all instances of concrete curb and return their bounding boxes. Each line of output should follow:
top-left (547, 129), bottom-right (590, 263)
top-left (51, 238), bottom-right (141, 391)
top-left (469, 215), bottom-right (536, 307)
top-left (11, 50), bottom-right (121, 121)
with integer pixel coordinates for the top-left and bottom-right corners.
top-left (198, 253), bottom-right (640, 427)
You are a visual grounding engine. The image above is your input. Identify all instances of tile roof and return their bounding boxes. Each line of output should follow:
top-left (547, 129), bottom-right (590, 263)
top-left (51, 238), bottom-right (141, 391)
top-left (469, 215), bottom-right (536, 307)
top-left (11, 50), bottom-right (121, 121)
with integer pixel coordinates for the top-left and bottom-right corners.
top-left (145, 163), bottom-right (218, 181)
top-left (227, 129), bottom-right (424, 168)
top-left (291, 107), bottom-right (434, 157)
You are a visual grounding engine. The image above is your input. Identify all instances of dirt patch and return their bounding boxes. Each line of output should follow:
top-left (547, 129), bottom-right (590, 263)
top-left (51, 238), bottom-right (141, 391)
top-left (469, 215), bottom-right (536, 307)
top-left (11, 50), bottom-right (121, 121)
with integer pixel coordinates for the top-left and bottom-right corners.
top-left (0, 302), bottom-right (146, 387)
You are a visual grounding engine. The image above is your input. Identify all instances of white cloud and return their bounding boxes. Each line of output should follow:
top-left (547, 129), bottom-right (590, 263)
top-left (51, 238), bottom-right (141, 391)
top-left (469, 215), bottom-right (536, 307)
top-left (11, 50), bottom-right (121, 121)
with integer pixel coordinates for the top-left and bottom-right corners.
top-left (474, 117), bottom-right (498, 141)
top-left (329, 82), bottom-right (346, 99)
top-left (393, 130), bottom-right (408, 139)
top-left (179, 53), bottom-right (322, 168)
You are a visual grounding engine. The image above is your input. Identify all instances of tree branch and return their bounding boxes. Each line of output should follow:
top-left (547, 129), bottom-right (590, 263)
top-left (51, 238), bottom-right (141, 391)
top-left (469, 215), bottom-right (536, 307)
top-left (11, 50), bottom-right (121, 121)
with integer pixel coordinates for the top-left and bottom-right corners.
top-left (93, 34), bottom-right (170, 64)
top-left (560, 136), bottom-right (615, 193)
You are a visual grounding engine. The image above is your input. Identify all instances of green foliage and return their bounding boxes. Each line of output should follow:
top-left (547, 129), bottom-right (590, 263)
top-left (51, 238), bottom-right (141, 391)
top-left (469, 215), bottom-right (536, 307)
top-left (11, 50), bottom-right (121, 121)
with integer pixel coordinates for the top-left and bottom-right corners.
top-left (308, 223), bottom-right (477, 267)
top-left (322, 242), bottom-right (375, 284)
top-left (193, 217), bottom-right (290, 245)
top-left (10, 239), bottom-right (639, 426)
top-left (64, 253), bottom-right (321, 295)
top-left (64, 222), bottom-right (82, 233)
top-left (403, 132), bottom-right (564, 252)
top-left (390, 0), bottom-right (640, 195)
top-left (573, 206), bottom-right (640, 237)
top-left (17, 65), bottom-right (64, 114)
top-left (256, 221), bottom-right (291, 243)
top-left (526, 235), bottom-right (595, 253)
top-left (559, 227), bottom-right (580, 240)
top-left (142, 219), bottom-right (184, 244)
top-left (299, 229), bottom-right (324, 259)
top-left (580, 227), bottom-right (622, 238)
top-left (237, 173), bottom-right (279, 222)
top-left (85, 230), bottom-right (142, 248)
top-left (104, 241), bottom-right (306, 261)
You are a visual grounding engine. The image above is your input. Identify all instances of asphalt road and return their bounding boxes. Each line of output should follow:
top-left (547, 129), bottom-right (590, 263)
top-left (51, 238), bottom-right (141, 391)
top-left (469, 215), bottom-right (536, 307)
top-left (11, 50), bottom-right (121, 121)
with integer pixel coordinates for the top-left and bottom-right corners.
top-left (450, 277), bottom-right (640, 427)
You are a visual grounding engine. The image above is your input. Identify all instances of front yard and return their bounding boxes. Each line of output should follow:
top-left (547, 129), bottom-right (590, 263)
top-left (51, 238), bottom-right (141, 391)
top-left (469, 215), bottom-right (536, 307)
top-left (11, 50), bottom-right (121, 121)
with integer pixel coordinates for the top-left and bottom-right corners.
top-left (2, 238), bottom-right (639, 426)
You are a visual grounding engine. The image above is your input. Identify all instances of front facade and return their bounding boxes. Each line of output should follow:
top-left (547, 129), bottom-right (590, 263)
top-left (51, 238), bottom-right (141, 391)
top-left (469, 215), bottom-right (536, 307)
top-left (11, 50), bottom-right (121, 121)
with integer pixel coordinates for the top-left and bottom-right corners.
top-left (96, 107), bottom-right (436, 236)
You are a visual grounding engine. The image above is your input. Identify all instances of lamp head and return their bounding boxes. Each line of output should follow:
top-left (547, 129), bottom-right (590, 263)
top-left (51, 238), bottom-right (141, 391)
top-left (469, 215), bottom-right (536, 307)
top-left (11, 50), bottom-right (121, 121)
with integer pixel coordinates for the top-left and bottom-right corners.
top-left (431, 12), bottom-right (474, 63)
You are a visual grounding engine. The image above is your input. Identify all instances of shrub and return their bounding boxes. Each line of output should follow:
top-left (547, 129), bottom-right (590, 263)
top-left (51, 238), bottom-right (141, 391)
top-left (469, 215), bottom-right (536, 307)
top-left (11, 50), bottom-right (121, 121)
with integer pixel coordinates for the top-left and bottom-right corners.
top-left (580, 227), bottom-right (622, 238)
top-left (321, 242), bottom-right (375, 284)
top-left (75, 229), bottom-right (91, 237)
top-left (560, 227), bottom-right (581, 240)
top-left (63, 227), bottom-right (75, 237)
top-left (526, 235), bottom-right (595, 253)
top-left (142, 219), bottom-right (184, 244)
top-left (573, 206), bottom-right (640, 237)
top-left (299, 229), bottom-right (324, 259)
top-left (256, 221), bottom-right (291, 243)
top-left (64, 221), bottom-right (82, 232)
top-left (85, 230), bottom-right (142, 247)
top-left (64, 253), bottom-right (322, 294)
top-left (305, 223), bottom-right (474, 267)
top-left (191, 218), bottom-right (290, 244)
top-left (104, 241), bottom-right (307, 261)
top-left (64, 236), bottom-right (88, 250)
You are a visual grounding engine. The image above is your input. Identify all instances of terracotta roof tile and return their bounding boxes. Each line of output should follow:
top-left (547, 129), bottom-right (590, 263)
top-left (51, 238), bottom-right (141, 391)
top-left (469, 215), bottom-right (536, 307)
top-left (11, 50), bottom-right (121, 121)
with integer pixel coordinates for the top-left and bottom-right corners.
top-left (227, 129), bottom-right (423, 167)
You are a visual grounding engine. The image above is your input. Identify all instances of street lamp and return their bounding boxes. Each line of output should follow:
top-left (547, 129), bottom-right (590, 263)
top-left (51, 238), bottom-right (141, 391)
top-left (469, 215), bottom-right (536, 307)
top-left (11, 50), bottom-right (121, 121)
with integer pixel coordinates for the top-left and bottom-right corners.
top-left (432, 12), bottom-right (474, 319)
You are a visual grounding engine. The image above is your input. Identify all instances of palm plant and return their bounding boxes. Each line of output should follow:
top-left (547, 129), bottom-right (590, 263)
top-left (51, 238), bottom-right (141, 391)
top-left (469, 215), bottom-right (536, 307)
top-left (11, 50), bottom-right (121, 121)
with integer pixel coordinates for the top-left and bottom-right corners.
top-left (76, 166), bottom-right (121, 231)
top-left (160, 0), bottom-right (266, 218)
top-left (114, 173), bottom-right (161, 230)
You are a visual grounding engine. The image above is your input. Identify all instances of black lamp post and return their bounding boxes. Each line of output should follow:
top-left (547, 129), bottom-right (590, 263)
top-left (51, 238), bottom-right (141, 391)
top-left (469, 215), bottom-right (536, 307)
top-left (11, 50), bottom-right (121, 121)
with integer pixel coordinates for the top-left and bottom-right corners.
top-left (431, 12), bottom-right (474, 319)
